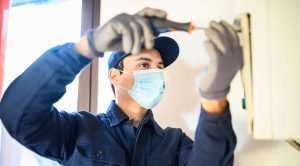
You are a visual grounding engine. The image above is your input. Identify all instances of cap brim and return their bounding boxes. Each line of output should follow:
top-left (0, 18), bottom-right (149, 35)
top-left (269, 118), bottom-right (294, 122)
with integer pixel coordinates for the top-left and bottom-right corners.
top-left (108, 36), bottom-right (179, 70)
top-left (153, 36), bottom-right (179, 68)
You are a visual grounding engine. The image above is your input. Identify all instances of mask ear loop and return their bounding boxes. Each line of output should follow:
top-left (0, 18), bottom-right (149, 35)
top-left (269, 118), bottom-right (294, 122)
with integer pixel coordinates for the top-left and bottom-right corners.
top-left (115, 69), bottom-right (132, 91)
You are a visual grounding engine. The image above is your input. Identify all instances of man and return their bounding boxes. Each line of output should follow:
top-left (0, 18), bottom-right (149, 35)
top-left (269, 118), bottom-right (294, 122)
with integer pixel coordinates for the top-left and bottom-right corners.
top-left (0, 8), bottom-right (242, 166)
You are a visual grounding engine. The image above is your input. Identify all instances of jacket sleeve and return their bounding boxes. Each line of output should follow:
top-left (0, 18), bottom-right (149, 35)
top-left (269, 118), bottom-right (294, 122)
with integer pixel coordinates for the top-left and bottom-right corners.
top-left (0, 43), bottom-right (91, 163)
top-left (179, 106), bottom-right (237, 166)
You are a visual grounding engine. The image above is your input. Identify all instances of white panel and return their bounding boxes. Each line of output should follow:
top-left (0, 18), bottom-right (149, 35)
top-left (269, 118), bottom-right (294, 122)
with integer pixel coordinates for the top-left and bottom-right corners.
top-left (239, 0), bottom-right (300, 139)
top-left (235, 13), bottom-right (253, 135)
top-left (269, 0), bottom-right (300, 138)
top-left (240, 0), bottom-right (274, 139)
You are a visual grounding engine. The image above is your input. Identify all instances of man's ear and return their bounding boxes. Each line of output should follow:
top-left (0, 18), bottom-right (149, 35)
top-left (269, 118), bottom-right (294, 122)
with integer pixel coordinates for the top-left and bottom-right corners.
top-left (109, 68), bottom-right (121, 86)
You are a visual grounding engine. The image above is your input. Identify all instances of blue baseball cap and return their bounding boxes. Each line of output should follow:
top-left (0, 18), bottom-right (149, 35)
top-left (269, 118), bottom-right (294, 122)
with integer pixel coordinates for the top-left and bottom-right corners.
top-left (108, 36), bottom-right (179, 70)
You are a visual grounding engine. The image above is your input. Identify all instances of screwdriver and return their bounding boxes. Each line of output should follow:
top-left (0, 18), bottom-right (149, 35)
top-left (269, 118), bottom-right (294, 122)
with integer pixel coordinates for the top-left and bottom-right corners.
top-left (147, 17), bottom-right (241, 34)
top-left (147, 17), bottom-right (205, 34)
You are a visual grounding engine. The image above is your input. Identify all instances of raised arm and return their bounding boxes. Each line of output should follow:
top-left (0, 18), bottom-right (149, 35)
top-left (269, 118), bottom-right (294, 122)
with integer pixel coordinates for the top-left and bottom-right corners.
top-left (0, 43), bottom-right (91, 163)
top-left (181, 20), bottom-right (243, 166)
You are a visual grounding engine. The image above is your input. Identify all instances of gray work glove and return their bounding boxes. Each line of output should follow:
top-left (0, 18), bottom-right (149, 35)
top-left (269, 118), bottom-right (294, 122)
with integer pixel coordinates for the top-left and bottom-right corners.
top-left (86, 7), bottom-right (167, 57)
top-left (136, 7), bottom-right (168, 36)
top-left (199, 21), bottom-right (244, 99)
top-left (136, 7), bottom-right (167, 19)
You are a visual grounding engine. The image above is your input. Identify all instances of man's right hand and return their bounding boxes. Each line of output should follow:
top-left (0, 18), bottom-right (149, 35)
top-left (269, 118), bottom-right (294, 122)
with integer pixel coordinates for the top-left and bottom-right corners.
top-left (86, 7), bottom-right (167, 57)
top-left (87, 13), bottom-right (153, 57)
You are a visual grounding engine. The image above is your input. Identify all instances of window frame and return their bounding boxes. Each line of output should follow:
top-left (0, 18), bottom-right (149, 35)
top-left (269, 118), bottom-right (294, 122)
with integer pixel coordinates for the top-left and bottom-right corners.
top-left (77, 0), bottom-right (101, 114)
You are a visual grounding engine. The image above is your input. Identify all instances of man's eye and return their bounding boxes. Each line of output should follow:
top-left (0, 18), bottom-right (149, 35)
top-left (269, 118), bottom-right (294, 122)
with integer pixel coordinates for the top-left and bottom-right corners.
top-left (139, 63), bottom-right (149, 69)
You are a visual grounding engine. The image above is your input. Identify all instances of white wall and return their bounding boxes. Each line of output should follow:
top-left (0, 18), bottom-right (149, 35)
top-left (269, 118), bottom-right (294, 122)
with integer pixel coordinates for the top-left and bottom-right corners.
top-left (97, 0), bottom-right (300, 165)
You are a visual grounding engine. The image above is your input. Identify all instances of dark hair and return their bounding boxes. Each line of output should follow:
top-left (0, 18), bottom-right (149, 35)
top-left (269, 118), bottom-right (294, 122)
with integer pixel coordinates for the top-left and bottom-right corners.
top-left (111, 59), bottom-right (124, 94)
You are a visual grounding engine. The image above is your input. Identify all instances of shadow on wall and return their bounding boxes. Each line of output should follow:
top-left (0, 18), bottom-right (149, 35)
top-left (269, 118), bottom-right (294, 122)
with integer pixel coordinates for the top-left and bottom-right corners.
top-left (153, 56), bottom-right (204, 139)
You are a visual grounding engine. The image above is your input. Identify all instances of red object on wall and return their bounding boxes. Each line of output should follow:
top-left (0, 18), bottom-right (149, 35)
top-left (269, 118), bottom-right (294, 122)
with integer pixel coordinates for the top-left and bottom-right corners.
top-left (0, 0), bottom-right (9, 97)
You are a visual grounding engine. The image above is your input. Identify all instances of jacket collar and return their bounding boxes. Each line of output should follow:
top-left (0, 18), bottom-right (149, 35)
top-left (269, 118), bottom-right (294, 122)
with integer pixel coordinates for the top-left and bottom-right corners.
top-left (106, 100), bottom-right (163, 137)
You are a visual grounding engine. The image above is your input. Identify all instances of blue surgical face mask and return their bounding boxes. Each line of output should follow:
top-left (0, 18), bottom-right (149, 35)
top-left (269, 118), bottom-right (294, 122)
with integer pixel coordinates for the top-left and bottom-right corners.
top-left (117, 69), bottom-right (166, 109)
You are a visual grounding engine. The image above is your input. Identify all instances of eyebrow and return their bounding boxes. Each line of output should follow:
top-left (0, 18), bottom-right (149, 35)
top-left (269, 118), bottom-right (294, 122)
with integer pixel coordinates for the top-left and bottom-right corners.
top-left (136, 57), bottom-right (164, 67)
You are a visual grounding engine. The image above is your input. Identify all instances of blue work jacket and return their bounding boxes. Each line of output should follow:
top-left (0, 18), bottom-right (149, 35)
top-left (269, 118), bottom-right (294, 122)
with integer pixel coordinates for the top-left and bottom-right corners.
top-left (0, 43), bottom-right (236, 166)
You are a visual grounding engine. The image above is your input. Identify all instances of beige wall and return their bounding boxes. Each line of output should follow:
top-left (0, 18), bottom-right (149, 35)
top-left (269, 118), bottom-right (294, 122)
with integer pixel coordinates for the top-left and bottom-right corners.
top-left (98, 0), bottom-right (300, 165)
